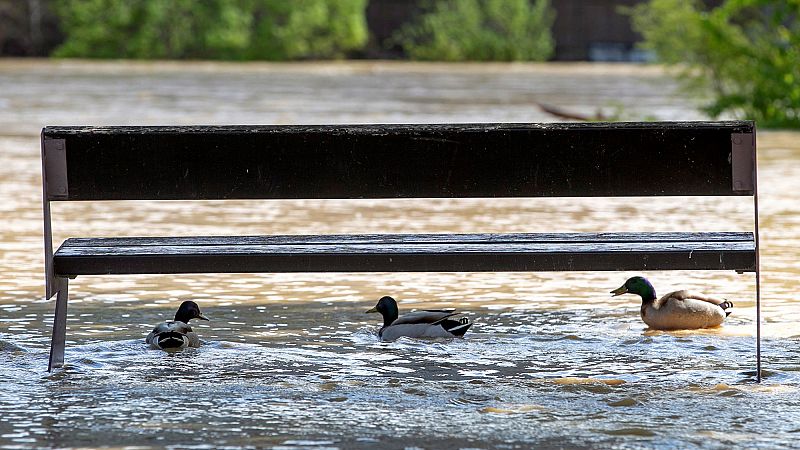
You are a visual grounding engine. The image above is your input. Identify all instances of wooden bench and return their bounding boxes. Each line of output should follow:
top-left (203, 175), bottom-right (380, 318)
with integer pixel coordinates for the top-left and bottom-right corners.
top-left (41, 122), bottom-right (760, 374)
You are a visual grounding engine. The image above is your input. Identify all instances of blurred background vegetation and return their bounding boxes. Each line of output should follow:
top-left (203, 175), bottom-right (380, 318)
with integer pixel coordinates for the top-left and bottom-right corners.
top-left (391, 0), bottom-right (554, 61)
top-left (630, 0), bottom-right (799, 128)
top-left (52, 0), bottom-right (370, 60)
top-left (0, 0), bottom-right (797, 127)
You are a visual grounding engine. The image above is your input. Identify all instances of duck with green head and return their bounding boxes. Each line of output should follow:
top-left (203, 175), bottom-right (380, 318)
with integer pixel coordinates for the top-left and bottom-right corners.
top-left (366, 296), bottom-right (473, 342)
top-left (611, 276), bottom-right (733, 330)
top-left (146, 301), bottom-right (210, 350)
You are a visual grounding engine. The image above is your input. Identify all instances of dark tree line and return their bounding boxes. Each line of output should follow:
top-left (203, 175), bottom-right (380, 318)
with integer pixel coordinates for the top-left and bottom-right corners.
top-left (0, 0), bottom-right (62, 56)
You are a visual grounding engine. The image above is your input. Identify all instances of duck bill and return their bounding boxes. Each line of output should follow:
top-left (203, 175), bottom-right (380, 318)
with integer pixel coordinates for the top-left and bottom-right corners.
top-left (610, 286), bottom-right (628, 297)
top-left (365, 306), bottom-right (378, 314)
top-left (198, 313), bottom-right (210, 321)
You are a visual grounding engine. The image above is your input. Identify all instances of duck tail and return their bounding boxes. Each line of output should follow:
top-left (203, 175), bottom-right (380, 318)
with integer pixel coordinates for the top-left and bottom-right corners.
top-left (719, 300), bottom-right (734, 317)
top-left (441, 317), bottom-right (473, 337)
top-left (156, 331), bottom-right (188, 349)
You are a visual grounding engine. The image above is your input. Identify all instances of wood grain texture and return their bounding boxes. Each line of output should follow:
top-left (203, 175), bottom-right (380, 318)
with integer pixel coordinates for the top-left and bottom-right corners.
top-left (42, 122), bottom-right (755, 200)
top-left (53, 232), bottom-right (756, 275)
top-left (63, 232), bottom-right (755, 246)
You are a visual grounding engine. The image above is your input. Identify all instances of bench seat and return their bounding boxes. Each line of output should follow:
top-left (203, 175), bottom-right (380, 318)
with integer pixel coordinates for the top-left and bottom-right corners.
top-left (54, 232), bottom-right (756, 275)
top-left (42, 121), bottom-right (761, 373)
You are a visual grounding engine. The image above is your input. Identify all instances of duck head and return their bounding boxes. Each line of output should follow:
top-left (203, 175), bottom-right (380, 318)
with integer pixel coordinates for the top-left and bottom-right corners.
top-left (366, 296), bottom-right (399, 327)
top-left (174, 301), bottom-right (210, 324)
top-left (611, 276), bottom-right (657, 303)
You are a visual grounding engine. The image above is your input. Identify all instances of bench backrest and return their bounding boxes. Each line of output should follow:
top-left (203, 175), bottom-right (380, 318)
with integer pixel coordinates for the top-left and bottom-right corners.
top-left (41, 122), bottom-right (755, 201)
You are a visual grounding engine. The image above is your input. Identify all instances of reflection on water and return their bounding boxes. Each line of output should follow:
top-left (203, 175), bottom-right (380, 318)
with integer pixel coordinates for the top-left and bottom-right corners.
top-left (1, 60), bottom-right (799, 448)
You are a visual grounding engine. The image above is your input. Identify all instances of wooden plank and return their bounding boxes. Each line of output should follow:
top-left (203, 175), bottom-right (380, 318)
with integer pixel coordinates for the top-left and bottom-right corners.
top-left (53, 232), bottom-right (756, 275)
top-left (63, 232), bottom-right (755, 247)
top-left (42, 122), bottom-right (755, 201)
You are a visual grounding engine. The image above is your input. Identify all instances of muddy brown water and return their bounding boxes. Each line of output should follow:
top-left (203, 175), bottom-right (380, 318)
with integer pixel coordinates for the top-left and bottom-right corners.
top-left (0, 60), bottom-right (798, 449)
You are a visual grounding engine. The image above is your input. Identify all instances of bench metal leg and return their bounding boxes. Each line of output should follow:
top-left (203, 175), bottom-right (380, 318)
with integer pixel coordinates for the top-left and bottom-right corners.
top-left (753, 137), bottom-right (762, 383)
top-left (48, 279), bottom-right (69, 371)
top-left (756, 266), bottom-right (761, 382)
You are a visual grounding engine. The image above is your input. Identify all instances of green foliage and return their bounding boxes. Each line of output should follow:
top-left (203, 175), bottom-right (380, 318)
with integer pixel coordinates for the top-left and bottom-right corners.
top-left (630, 0), bottom-right (800, 128)
top-left (52, 0), bottom-right (368, 60)
top-left (394, 0), bottom-right (555, 61)
top-left (247, 0), bottom-right (368, 60)
top-left (53, 0), bottom-right (252, 59)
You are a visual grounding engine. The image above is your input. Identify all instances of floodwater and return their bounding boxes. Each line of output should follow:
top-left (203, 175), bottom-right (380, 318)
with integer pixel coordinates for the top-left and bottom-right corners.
top-left (0, 60), bottom-right (799, 449)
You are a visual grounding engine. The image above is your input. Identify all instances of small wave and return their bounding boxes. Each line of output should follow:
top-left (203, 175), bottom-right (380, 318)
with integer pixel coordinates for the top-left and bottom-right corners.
top-left (606, 397), bottom-right (639, 407)
top-left (479, 403), bottom-right (546, 414)
top-left (540, 377), bottom-right (627, 386)
top-left (448, 395), bottom-right (495, 406)
top-left (0, 339), bottom-right (28, 353)
top-left (602, 427), bottom-right (656, 437)
top-left (347, 328), bottom-right (380, 345)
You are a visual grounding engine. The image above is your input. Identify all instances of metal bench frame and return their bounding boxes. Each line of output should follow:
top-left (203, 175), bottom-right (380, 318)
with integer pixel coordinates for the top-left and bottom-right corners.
top-left (41, 122), bottom-right (761, 378)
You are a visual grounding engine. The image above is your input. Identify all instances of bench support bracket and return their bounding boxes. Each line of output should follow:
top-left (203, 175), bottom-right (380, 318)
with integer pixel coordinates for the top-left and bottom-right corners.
top-left (47, 278), bottom-right (69, 371)
top-left (42, 136), bottom-right (67, 300)
top-left (731, 132), bottom-right (755, 193)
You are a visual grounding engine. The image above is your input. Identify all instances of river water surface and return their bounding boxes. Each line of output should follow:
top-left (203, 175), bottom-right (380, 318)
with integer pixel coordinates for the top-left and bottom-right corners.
top-left (0, 60), bottom-right (799, 449)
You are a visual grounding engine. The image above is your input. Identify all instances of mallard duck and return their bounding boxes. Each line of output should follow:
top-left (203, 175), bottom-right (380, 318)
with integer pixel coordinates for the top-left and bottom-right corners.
top-left (366, 296), bottom-right (473, 342)
top-left (611, 276), bottom-right (733, 330)
top-left (146, 301), bottom-right (209, 350)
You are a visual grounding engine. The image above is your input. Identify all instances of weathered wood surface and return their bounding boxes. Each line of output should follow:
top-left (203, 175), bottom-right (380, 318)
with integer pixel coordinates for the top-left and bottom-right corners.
top-left (63, 232), bottom-right (754, 246)
top-left (42, 121), bottom-right (755, 201)
top-left (54, 232), bottom-right (756, 275)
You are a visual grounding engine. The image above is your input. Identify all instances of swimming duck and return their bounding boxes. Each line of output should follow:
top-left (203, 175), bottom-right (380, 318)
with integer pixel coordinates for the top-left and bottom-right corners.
top-left (146, 301), bottom-right (209, 350)
top-left (366, 296), bottom-right (473, 341)
top-left (611, 276), bottom-right (733, 330)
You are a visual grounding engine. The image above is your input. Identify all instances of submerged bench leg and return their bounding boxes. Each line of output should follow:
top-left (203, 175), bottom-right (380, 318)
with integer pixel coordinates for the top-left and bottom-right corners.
top-left (48, 279), bottom-right (69, 371)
